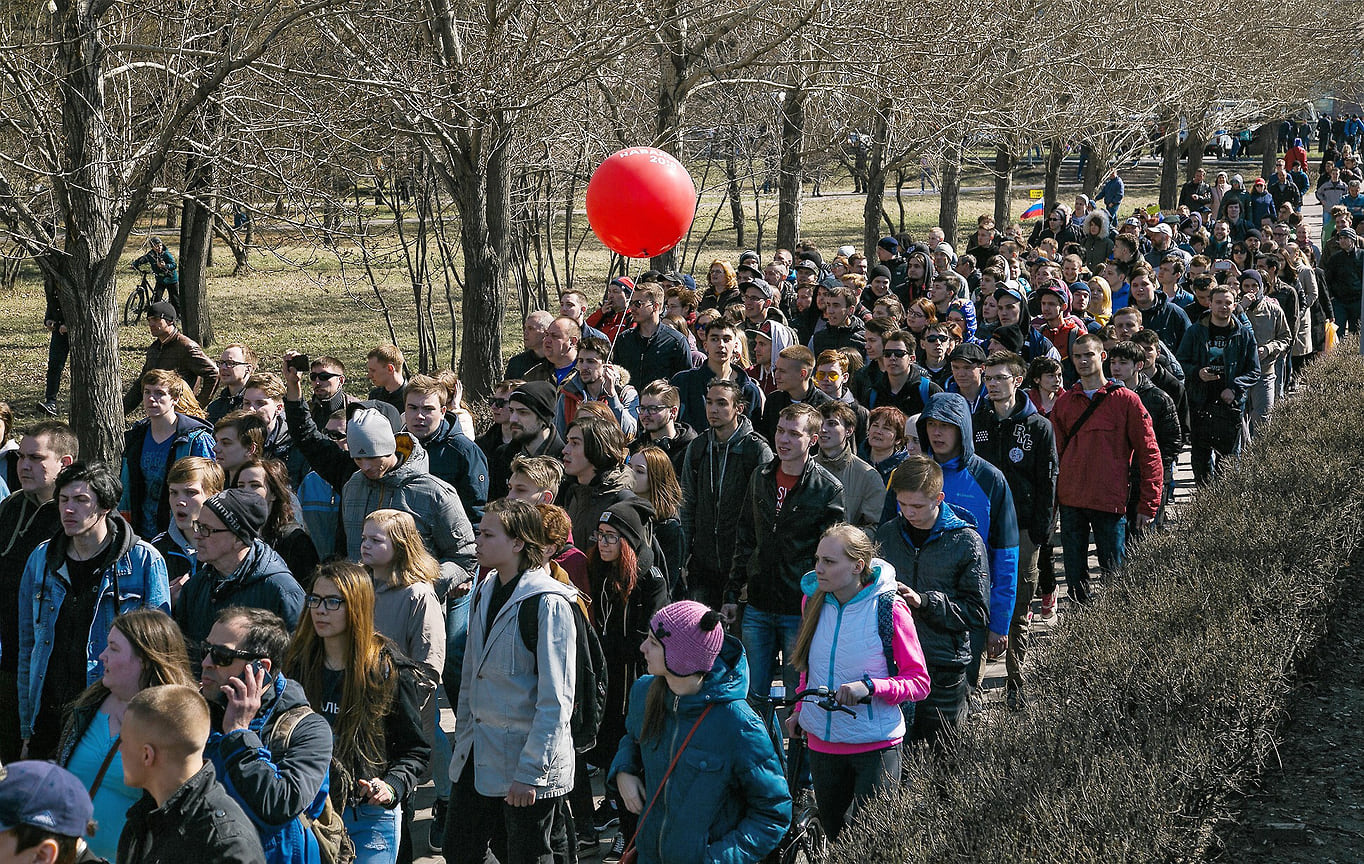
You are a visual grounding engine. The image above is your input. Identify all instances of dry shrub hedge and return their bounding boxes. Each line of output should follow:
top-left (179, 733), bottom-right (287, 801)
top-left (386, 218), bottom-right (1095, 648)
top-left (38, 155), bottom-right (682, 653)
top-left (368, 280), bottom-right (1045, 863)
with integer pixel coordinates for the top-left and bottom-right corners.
top-left (836, 349), bottom-right (1364, 863)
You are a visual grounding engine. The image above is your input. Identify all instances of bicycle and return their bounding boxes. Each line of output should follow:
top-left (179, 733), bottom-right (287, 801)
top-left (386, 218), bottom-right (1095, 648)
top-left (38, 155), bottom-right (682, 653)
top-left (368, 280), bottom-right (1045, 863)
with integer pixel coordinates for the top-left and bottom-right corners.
top-left (752, 686), bottom-right (856, 864)
top-left (123, 268), bottom-right (155, 326)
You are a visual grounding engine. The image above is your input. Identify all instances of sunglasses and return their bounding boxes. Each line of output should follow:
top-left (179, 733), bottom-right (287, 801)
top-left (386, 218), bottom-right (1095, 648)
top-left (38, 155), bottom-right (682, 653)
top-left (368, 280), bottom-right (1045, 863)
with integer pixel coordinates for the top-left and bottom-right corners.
top-left (488, 397), bottom-right (509, 408)
top-left (309, 372), bottom-right (340, 382)
top-left (923, 334), bottom-right (950, 344)
top-left (813, 371), bottom-right (842, 382)
top-left (305, 594), bottom-right (346, 611)
top-left (191, 520), bottom-right (233, 538)
top-left (201, 641), bottom-right (264, 668)
top-left (881, 348), bottom-right (911, 358)
top-left (219, 359), bottom-right (252, 368)
top-left (324, 429), bottom-right (347, 441)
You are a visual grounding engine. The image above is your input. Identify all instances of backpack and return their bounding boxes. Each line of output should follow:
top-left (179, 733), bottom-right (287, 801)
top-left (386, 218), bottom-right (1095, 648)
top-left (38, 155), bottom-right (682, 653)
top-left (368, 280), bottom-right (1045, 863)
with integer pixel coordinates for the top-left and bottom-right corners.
top-left (875, 591), bottom-right (900, 676)
top-left (267, 705), bottom-right (356, 864)
top-left (518, 586), bottom-right (609, 753)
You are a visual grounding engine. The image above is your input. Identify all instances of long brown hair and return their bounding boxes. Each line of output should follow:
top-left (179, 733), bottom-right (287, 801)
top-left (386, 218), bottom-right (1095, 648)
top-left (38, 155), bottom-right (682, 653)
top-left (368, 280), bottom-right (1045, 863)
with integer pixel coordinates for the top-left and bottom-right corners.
top-left (632, 447), bottom-right (682, 521)
top-left (587, 536), bottom-right (639, 604)
top-left (285, 560), bottom-right (396, 772)
top-left (364, 509), bottom-right (439, 587)
top-left (237, 457), bottom-right (296, 538)
top-left (791, 525), bottom-right (878, 672)
top-left (68, 609), bottom-right (195, 715)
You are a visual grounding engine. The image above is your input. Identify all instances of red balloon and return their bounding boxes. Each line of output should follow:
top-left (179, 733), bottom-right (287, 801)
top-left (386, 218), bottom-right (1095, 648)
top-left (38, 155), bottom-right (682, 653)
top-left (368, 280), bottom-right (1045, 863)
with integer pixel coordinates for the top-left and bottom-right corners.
top-left (586, 147), bottom-right (697, 258)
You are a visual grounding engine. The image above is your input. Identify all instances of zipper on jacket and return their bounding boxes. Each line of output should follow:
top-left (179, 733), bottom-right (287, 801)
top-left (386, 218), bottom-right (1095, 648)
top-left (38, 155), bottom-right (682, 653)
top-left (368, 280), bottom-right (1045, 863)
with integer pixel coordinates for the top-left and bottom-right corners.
top-left (658, 694), bottom-right (684, 862)
top-left (824, 601), bottom-right (845, 742)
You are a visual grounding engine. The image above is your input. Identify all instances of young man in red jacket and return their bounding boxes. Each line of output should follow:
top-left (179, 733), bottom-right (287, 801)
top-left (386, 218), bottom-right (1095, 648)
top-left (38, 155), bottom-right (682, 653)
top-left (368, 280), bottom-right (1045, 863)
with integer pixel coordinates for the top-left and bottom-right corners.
top-left (1051, 333), bottom-right (1162, 605)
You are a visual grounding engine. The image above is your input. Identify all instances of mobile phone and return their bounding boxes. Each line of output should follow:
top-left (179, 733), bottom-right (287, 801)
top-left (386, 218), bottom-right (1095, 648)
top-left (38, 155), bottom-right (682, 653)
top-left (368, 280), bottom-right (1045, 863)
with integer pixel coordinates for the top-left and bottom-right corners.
top-left (288, 354), bottom-right (311, 373)
top-left (249, 660), bottom-right (272, 681)
top-left (1213, 260), bottom-right (1233, 271)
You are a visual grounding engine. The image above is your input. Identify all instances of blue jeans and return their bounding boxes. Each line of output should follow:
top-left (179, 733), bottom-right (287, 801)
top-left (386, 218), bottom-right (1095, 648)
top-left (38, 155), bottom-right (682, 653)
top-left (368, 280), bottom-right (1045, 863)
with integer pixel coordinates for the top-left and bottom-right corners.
top-left (1059, 506), bottom-right (1126, 605)
top-left (45, 328), bottom-right (68, 402)
top-left (443, 591), bottom-right (470, 712)
top-left (344, 802), bottom-right (401, 864)
top-left (1334, 297), bottom-right (1361, 335)
top-left (430, 699), bottom-right (452, 800)
top-left (741, 606), bottom-right (803, 700)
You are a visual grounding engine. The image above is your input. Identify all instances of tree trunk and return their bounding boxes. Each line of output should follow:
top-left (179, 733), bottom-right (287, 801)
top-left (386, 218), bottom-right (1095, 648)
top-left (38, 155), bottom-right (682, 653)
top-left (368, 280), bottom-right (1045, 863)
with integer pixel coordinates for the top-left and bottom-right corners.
top-left (1185, 129), bottom-right (1207, 181)
top-left (993, 145), bottom-right (1015, 226)
top-left (650, 16), bottom-right (687, 273)
top-left (57, 0), bottom-right (123, 464)
top-left (1082, 144), bottom-right (1102, 197)
top-left (725, 148), bottom-right (744, 247)
top-left (938, 142), bottom-right (963, 248)
top-left (178, 151), bottom-right (216, 347)
top-left (166, 201), bottom-right (179, 229)
top-left (1260, 131), bottom-right (1278, 182)
top-left (775, 83), bottom-right (804, 252)
top-left (455, 134), bottom-right (512, 399)
top-left (1159, 132), bottom-right (1180, 210)
top-left (861, 100), bottom-right (891, 255)
top-left (1043, 140), bottom-right (1064, 212)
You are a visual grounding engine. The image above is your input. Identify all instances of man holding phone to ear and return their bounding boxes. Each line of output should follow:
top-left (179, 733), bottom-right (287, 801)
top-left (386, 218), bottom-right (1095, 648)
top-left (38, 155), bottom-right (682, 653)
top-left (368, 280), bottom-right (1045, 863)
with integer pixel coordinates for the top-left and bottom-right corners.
top-left (201, 606), bottom-right (335, 864)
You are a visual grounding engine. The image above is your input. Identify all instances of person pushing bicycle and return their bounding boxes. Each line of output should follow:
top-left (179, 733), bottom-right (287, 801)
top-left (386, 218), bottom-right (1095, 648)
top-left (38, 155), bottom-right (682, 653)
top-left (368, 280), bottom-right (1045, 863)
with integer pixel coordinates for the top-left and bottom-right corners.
top-left (131, 236), bottom-right (181, 311)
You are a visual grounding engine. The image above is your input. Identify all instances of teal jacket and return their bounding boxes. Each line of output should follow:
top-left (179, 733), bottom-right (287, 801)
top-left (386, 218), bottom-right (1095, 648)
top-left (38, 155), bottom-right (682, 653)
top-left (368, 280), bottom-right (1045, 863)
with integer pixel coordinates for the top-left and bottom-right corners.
top-left (610, 636), bottom-right (791, 864)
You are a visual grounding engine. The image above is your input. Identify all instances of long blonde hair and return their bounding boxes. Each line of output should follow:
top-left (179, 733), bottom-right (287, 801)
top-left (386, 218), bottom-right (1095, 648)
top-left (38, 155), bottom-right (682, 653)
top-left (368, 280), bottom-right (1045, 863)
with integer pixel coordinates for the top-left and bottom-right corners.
top-left (791, 525), bottom-right (878, 672)
top-left (285, 561), bottom-right (396, 773)
top-left (364, 509), bottom-right (439, 587)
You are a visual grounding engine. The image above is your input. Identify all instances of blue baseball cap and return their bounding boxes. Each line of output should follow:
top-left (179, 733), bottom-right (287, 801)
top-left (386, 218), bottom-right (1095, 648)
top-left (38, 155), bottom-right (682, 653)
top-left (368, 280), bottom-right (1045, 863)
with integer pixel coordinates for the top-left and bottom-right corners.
top-left (0, 762), bottom-right (93, 837)
top-left (993, 281), bottom-right (1026, 304)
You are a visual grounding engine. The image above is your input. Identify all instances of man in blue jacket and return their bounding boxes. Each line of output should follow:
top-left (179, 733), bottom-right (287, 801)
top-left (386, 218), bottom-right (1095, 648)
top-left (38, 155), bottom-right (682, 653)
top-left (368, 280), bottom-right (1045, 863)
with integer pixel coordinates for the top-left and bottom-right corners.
top-left (1176, 284), bottom-right (1261, 485)
top-left (18, 461), bottom-right (170, 758)
top-left (915, 393), bottom-right (1019, 712)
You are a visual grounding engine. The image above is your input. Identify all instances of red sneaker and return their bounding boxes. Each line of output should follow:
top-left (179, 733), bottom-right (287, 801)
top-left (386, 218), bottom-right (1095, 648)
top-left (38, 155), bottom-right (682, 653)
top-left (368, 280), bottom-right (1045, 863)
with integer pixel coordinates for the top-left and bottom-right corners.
top-left (1039, 592), bottom-right (1057, 621)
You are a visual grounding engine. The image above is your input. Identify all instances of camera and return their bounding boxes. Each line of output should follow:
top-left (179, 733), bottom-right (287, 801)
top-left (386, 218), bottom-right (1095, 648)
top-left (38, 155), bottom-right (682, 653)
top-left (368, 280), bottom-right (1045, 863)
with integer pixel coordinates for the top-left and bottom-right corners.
top-left (288, 354), bottom-right (311, 373)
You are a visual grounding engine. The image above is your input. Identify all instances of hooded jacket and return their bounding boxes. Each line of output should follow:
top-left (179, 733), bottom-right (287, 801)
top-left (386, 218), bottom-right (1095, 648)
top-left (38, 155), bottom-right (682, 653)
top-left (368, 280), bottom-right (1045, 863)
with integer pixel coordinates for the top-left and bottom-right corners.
top-left (863, 366), bottom-right (941, 417)
top-left (728, 455), bottom-right (844, 614)
top-left (874, 503), bottom-right (990, 671)
top-left (1240, 293), bottom-right (1291, 361)
top-left (0, 491), bottom-right (60, 676)
top-left (795, 561), bottom-right (930, 750)
top-left (671, 364), bottom-right (765, 430)
top-left (629, 421), bottom-right (698, 478)
top-left (151, 521), bottom-right (196, 586)
top-left (175, 540), bottom-right (305, 647)
top-left (609, 636), bottom-right (790, 864)
top-left (1051, 380), bottom-right (1163, 518)
top-left (453, 565), bottom-right (577, 798)
top-left (118, 762), bottom-right (266, 864)
top-left (1136, 291), bottom-right (1192, 357)
top-left (118, 412), bottom-right (215, 537)
top-left (205, 674), bottom-right (333, 864)
top-left (589, 541), bottom-right (669, 724)
top-left (418, 417), bottom-right (490, 526)
top-left (815, 445), bottom-right (884, 529)
top-left (809, 314), bottom-right (867, 360)
top-left (341, 433), bottom-right (477, 589)
top-left (897, 247), bottom-right (935, 303)
top-left (18, 513), bottom-right (171, 738)
top-left (554, 373), bottom-right (639, 439)
top-left (679, 416), bottom-right (772, 583)
top-left (914, 394), bottom-right (1018, 637)
top-left (559, 463), bottom-right (636, 553)
top-left (747, 322), bottom-right (798, 396)
top-left (971, 390), bottom-right (1058, 545)
top-left (1175, 313), bottom-right (1261, 409)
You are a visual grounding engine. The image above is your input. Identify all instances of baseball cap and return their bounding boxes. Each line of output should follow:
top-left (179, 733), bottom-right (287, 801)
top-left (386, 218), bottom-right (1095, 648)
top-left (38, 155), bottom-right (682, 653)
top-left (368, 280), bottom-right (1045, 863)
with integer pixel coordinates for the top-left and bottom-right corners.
top-left (0, 762), bottom-right (93, 838)
top-left (947, 343), bottom-right (987, 365)
top-left (146, 301), bottom-right (177, 322)
top-left (794, 259), bottom-right (818, 273)
top-left (993, 281), bottom-right (1026, 304)
top-left (877, 236), bottom-right (899, 252)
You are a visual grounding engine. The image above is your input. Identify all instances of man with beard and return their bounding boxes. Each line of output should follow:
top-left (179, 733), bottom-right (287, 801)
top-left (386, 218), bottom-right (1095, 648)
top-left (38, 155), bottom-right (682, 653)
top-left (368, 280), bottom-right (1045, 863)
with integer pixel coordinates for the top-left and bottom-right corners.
top-left (488, 381), bottom-right (565, 498)
top-left (628, 380), bottom-right (696, 475)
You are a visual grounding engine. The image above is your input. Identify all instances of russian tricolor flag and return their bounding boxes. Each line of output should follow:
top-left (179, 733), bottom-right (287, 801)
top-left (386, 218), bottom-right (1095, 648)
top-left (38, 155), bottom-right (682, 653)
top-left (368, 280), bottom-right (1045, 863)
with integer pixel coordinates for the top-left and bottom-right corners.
top-left (1021, 200), bottom-right (1045, 220)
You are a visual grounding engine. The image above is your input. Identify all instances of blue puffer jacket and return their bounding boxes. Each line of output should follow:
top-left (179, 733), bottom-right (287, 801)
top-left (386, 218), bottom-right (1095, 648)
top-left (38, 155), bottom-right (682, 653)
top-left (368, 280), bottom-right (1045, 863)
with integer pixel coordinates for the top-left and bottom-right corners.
top-left (610, 636), bottom-right (791, 864)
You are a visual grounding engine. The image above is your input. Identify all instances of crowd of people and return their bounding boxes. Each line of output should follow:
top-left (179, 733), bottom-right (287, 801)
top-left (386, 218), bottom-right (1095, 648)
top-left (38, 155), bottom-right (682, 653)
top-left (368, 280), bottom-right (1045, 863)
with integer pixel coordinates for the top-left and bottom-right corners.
top-left (0, 145), bottom-right (1352, 864)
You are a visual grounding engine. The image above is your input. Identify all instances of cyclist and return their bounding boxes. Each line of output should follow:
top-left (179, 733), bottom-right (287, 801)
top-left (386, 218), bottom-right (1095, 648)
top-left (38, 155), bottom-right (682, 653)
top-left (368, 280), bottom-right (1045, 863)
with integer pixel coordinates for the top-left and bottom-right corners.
top-left (787, 524), bottom-right (930, 841)
top-left (131, 235), bottom-right (181, 311)
top-left (611, 601), bottom-right (790, 864)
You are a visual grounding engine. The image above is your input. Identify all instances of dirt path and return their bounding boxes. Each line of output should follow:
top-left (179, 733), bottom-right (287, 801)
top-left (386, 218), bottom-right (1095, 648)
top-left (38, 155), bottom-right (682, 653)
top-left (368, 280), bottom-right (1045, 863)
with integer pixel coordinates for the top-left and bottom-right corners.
top-left (1213, 564), bottom-right (1364, 861)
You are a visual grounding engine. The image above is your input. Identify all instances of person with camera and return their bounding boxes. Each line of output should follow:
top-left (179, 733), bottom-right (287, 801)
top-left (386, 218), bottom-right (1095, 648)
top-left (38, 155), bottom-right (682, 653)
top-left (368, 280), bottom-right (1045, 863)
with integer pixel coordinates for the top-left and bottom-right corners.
top-left (201, 607), bottom-right (336, 864)
top-left (130, 237), bottom-right (181, 311)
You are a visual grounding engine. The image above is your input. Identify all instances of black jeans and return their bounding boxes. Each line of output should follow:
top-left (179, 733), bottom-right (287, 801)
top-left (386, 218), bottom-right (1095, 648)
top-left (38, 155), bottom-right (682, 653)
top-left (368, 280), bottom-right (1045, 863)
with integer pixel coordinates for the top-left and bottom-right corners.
top-left (905, 667), bottom-right (968, 747)
top-left (447, 762), bottom-right (563, 864)
top-left (45, 328), bottom-right (69, 402)
top-left (808, 745), bottom-right (901, 840)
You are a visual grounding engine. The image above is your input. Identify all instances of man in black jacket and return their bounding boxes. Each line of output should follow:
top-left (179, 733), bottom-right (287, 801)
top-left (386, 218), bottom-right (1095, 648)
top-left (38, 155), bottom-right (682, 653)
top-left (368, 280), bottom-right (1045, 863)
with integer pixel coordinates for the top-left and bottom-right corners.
top-left (1324, 226), bottom-right (1364, 333)
top-left (1109, 342), bottom-right (1181, 536)
top-left (118, 684), bottom-right (266, 864)
top-left (628, 380), bottom-right (696, 475)
top-left (972, 352), bottom-right (1057, 710)
top-left (756, 345), bottom-right (831, 444)
top-left (613, 283), bottom-right (692, 389)
top-left (724, 403), bottom-right (844, 701)
top-left (201, 607), bottom-right (333, 864)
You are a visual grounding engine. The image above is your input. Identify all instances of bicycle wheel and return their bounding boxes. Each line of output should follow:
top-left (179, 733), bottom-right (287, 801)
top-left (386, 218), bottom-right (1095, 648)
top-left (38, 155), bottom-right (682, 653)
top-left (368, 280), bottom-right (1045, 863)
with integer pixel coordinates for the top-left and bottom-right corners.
top-left (784, 817), bottom-right (828, 864)
top-left (123, 287), bottom-right (147, 326)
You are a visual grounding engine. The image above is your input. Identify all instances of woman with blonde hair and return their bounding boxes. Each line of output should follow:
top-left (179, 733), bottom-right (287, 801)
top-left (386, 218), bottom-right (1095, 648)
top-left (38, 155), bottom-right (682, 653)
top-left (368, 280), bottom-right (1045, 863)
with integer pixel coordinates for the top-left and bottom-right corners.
top-left (699, 260), bottom-right (740, 312)
top-left (286, 560), bottom-right (431, 864)
top-left (119, 368), bottom-right (215, 537)
top-left (57, 609), bottom-right (195, 861)
top-left (1086, 275), bottom-right (1114, 324)
top-left (787, 524), bottom-right (929, 840)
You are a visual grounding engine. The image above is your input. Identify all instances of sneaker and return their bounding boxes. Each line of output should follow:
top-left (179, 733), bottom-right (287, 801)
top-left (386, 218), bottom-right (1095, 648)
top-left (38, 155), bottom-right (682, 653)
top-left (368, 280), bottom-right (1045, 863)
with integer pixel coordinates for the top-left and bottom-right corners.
top-left (38, 400), bottom-right (57, 417)
top-left (965, 687), bottom-right (985, 718)
top-left (428, 797), bottom-right (448, 853)
top-left (594, 799), bottom-right (619, 831)
top-left (576, 829), bottom-right (600, 853)
top-left (1038, 592), bottom-right (1057, 621)
top-left (602, 833), bottom-right (627, 864)
top-left (1005, 685), bottom-right (1025, 712)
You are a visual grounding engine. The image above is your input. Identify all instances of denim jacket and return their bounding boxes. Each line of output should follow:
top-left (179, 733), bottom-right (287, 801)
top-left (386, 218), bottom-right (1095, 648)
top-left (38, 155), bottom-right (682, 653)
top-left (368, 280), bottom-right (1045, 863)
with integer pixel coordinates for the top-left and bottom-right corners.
top-left (18, 514), bottom-right (170, 738)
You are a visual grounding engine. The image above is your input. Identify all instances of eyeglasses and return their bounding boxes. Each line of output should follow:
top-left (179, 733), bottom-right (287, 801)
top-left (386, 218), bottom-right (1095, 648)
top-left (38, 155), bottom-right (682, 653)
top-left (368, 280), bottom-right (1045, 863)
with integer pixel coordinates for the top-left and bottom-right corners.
top-left (628, 298), bottom-right (654, 308)
top-left (592, 531), bottom-right (622, 546)
top-left (881, 348), bottom-right (910, 359)
top-left (813, 371), bottom-right (842, 383)
top-left (923, 334), bottom-right (950, 344)
top-left (220, 359), bottom-right (252, 368)
top-left (305, 594), bottom-right (346, 610)
top-left (191, 521), bottom-right (233, 538)
top-left (309, 372), bottom-right (340, 382)
top-left (638, 404), bottom-right (669, 415)
top-left (488, 397), bottom-right (509, 408)
top-left (201, 641), bottom-right (264, 668)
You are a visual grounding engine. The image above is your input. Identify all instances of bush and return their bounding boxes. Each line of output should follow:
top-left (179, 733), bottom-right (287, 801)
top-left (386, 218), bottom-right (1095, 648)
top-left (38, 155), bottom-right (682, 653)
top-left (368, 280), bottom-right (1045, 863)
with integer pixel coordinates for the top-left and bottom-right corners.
top-left (836, 349), bottom-right (1364, 863)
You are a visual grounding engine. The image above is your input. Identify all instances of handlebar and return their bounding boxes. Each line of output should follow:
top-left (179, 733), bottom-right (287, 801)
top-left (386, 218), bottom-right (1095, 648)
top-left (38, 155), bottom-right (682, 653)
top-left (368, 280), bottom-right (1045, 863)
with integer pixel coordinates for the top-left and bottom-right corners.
top-left (753, 686), bottom-right (856, 716)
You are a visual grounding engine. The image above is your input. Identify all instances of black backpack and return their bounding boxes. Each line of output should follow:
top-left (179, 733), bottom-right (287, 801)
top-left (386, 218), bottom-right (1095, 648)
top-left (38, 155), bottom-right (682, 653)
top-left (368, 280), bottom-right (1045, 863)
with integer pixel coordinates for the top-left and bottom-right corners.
top-left (518, 588), bottom-right (609, 753)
